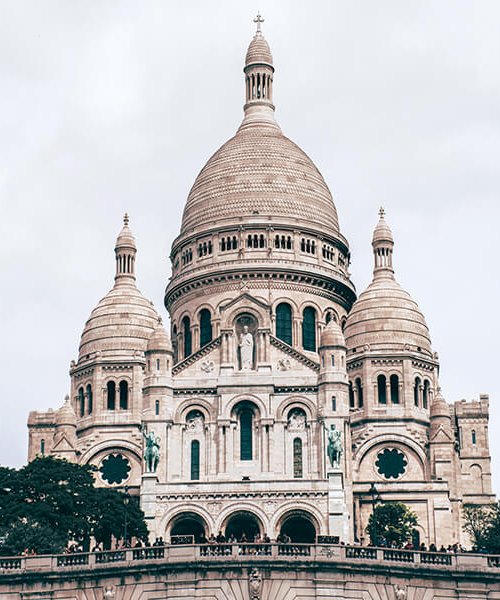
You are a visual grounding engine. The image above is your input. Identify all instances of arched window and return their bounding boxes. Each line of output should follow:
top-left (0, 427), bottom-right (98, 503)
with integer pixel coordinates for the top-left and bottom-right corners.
top-left (390, 374), bottom-right (400, 404)
top-left (182, 316), bottom-right (192, 358)
top-left (78, 387), bottom-right (85, 417)
top-left (119, 380), bottom-right (128, 410)
top-left (40, 439), bottom-right (45, 455)
top-left (240, 408), bottom-right (253, 461)
top-left (293, 438), bottom-right (303, 478)
top-left (155, 400), bottom-right (160, 416)
top-left (302, 307), bottom-right (316, 352)
top-left (276, 303), bottom-right (292, 345)
top-left (107, 381), bottom-right (116, 410)
top-left (423, 380), bottom-right (430, 409)
top-left (191, 440), bottom-right (200, 480)
top-left (414, 377), bottom-right (421, 407)
top-left (377, 374), bottom-right (387, 404)
top-left (199, 309), bottom-right (213, 347)
top-left (156, 358), bottom-right (160, 370)
top-left (472, 430), bottom-right (477, 445)
top-left (86, 384), bottom-right (93, 415)
top-left (349, 381), bottom-right (355, 408)
top-left (356, 378), bottom-right (363, 408)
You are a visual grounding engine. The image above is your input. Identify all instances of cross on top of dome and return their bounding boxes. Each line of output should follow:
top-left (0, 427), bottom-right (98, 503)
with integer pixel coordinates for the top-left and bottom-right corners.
top-left (379, 207), bottom-right (385, 218)
top-left (123, 212), bottom-right (130, 226)
top-left (254, 12), bottom-right (264, 33)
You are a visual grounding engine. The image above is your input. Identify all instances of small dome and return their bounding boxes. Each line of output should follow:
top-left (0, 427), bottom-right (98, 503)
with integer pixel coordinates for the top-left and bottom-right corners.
top-left (320, 319), bottom-right (346, 347)
top-left (56, 395), bottom-right (76, 427)
top-left (372, 208), bottom-right (394, 245)
top-left (245, 32), bottom-right (273, 66)
top-left (147, 320), bottom-right (172, 352)
top-left (344, 277), bottom-right (432, 355)
top-left (115, 213), bottom-right (136, 249)
top-left (430, 388), bottom-right (451, 420)
top-left (79, 283), bottom-right (160, 361)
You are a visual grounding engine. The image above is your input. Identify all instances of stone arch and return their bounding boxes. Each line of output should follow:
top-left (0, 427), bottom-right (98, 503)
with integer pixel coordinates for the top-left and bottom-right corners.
top-left (272, 296), bottom-right (299, 314)
top-left (174, 397), bottom-right (215, 422)
top-left (354, 435), bottom-right (428, 481)
top-left (223, 394), bottom-right (267, 420)
top-left (323, 307), bottom-right (339, 325)
top-left (167, 510), bottom-right (209, 543)
top-left (275, 396), bottom-right (316, 422)
top-left (218, 505), bottom-right (266, 540)
top-left (81, 439), bottom-right (141, 466)
top-left (220, 303), bottom-right (268, 331)
top-left (85, 444), bottom-right (142, 488)
top-left (272, 503), bottom-right (324, 539)
top-left (161, 505), bottom-right (214, 540)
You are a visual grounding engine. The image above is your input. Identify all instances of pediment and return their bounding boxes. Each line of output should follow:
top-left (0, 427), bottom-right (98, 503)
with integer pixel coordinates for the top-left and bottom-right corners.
top-left (52, 434), bottom-right (75, 452)
top-left (220, 292), bottom-right (271, 317)
top-left (430, 425), bottom-right (453, 443)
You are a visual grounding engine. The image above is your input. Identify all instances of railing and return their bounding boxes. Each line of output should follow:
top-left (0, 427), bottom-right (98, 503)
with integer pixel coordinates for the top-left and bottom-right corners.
top-left (1, 544), bottom-right (500, 573)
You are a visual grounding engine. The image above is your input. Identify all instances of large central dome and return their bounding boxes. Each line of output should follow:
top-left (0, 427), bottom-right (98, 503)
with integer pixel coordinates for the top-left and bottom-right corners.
top-left (179, 26), bottom-right (339, 237)
top-left (181, 125), bottom-right (339, 235)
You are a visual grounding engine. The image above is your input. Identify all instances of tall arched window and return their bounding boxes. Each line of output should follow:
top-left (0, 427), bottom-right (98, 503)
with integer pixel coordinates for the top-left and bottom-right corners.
top-left (423, 380), bottom-right (430, 409)
top-left (191, 440), bottom-right (200, 480)
top-left (302, 307), bottom-right (316, 352)
top-left (40, 439), bottom-right (45, 455)
top-left (78, 387), bottom-right (85, 417)
top-left (155, 400), bottom-right (160, 416)
top-left (349, 381), bottom-right (355, 408)
top-left (414, 377), bottom-right (421, 407)
top-left (472, 430), bottom-right (477, 445)
top-left (390, 374), bottom-right (400, 404)
top-left (119, 380), bottom-right (128, 410)
top-left (356, 378), bottom-right (363, 408)
top-left (199, 309), bottom-right (212, 347)
top-left (293, 438), bottom-right (303, 478)
top-left (182, 316), bottom-right (192, 358)
top-left (107, 381), bottom-right (116, 410)
top-left (276, 302), bottom-right (293, 345)
top-left (86, 384), bottom-right (93, 415)
top-left (240, 408), bottom-right (253, 461)
top-left (377, 374), bottom-right (387, 404)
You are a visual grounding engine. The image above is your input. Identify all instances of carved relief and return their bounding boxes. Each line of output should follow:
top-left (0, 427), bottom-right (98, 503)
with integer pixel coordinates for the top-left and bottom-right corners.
top-left (186, 410), bottom-right (205, 433)
top-left (287, 408), bottom-right (306, 431)
top-left (394, 584), bottom-right (407, 600)
top-left (248, 568), bottom-right (262, 600)
top-left (277, 358), bottom-right (291, 371)
top-left (200, 359), bottom-right (215, 373)
top-left (263, 499), bottom-right (278, 515)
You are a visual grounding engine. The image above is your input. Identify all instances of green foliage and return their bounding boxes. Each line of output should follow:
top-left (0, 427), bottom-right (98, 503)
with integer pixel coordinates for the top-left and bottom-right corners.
top-left (0, 457), bottom-right (148, 555)
top-left (463, 503), bottom-right (500, 553)
top-left (366, 502), bottom-right (418, 547)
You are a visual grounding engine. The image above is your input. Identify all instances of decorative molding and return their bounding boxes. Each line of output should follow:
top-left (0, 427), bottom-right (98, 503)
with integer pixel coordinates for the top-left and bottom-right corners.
top-left (269, 335), bottom-right (320, 372)
top-left (172, 336), bottom-right (221, 375)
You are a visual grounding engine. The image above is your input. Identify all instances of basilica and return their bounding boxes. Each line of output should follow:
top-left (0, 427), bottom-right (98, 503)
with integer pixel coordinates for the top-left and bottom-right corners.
top-left (27, 19), bottom-right (493, 549)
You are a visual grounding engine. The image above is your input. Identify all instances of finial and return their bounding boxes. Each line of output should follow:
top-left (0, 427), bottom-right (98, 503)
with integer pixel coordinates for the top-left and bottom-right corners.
top-left (379, 207), bottom-right (385, 219)
top-left (254, 12), bottom-right (264, 33)
top-left (64, 394), bottom-right (70, 403)
top-left (123, 213), bottom-right (129, 226)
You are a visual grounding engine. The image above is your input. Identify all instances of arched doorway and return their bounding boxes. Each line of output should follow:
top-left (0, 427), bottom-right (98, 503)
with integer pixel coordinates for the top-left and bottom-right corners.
top-left (278, 512), bottom-right (317, 543)
top-left (224, 511), bottom-right (262, 542)
top-left (169, 512), bottom-right (207, 543)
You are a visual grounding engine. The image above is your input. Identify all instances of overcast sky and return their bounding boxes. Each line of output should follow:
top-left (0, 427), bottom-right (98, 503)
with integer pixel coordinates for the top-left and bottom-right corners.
top-left (0, 1), bottom-right (499, 492)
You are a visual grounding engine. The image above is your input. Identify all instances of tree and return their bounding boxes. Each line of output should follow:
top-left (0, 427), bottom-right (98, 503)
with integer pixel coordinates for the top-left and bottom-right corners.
top-left (0, 457), bottom-right (148, 555)
top-left (463, 503), bottom-right (500, 553)
top-left (366, 502), bottom-right (418, 547)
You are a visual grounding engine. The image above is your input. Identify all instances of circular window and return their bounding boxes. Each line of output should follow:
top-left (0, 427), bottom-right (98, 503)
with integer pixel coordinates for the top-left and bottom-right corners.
top-left (375, 448), bottom-right (407, 479)
top-left (100, 453), bottom-right (131, 485)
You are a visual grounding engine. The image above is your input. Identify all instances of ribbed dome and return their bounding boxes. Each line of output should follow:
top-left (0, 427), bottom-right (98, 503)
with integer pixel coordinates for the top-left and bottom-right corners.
top-left (180, 125), bottom-right (339, 234)
top-left (320, 319), bottom-right (346, 347)
top-left (245, 32), bottom-right (273, 66)
top-left (344, 277), bottom-right (431, 355)
top-left (430, 388), bottom-right (451, 420)
top-left (79, 283), bottom-right (159, 360)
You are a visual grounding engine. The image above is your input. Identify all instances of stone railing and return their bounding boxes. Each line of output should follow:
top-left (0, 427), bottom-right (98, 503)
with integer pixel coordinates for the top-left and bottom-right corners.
top-left (1, 544), bottom-right (499, 574)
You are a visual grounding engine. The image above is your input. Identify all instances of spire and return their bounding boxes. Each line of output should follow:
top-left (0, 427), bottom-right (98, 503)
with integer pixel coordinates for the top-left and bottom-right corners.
top-left (371, 207), bottom-right (395, 279)
top-left (114, 213), bottom-right (137, 285)
top-left (241, 14), bottom-right (277, 130)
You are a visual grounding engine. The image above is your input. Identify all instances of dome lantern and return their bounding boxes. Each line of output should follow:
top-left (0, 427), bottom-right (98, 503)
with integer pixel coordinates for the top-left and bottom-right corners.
top-left (115, 213), bottom-right (137, 285)
top-left (372, 207), bottom-right (394, 280)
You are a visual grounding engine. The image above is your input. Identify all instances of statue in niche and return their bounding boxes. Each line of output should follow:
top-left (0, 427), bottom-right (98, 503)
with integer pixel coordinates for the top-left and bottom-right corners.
top-left (288, 409), bottom-right (306, 431)
top-left (394, 585), bottom-right (407, 600)
top-left (323, 422), bottom-right (342, 469)
top-left (186, 410), bottom-right (204, 433)
top-left (239, 325), bottom-right (254, 370)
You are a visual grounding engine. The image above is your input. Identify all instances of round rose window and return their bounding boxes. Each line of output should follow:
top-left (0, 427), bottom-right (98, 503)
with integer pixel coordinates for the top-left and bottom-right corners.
top-left (375, 448), bottom-right (407, 479)
top-left (100, 453), bottom-right (131, 485)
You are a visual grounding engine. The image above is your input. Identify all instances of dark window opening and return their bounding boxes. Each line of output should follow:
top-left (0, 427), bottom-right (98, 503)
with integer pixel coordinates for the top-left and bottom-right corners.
top-left (191, 440), bottom-right (200, 480)
top-left (276, 302), bottom-right (292, 345)
top-left (119, 380), bottom-right (128, 410)
top-left (377, 374), bottom-right (387, 404)
top-left (302, 307), bottom-right (316, 352)
top-left (293, 438), bottom-right (303, 478)
top-left (107, 381), bottom-right (116, 410)
top-left (199, 309), bottom-right (213, 347)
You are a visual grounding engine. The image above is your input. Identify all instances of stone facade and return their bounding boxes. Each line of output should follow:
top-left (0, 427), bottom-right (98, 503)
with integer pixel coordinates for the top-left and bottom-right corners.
top-left (27, 20), bottom-right (494, 551)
